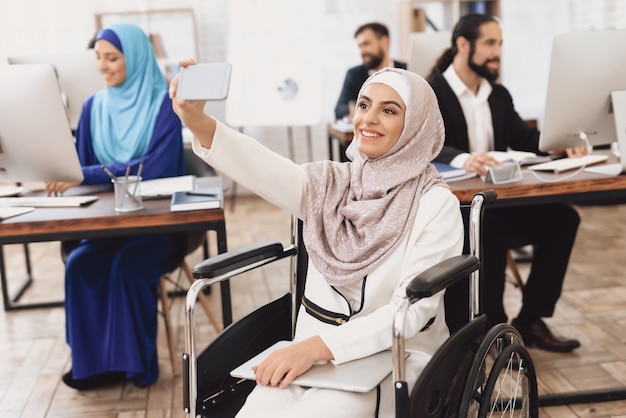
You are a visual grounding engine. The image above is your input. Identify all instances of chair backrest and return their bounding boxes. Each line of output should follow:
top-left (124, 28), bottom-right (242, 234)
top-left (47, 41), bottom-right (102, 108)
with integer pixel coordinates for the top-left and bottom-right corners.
top-left (184, 145), bottom-right (216, 178)
top-left (195, 293), bottom-right (293, 416)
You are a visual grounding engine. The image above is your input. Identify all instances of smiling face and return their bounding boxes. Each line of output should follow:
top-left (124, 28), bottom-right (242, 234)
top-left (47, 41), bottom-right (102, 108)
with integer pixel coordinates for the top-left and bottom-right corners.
top-left (353, 83), bottom-right (406, 159)
top-left (94, 39), bottom-right (126, 87)
top-left (467, 21), bottom-right (502, 81)
top-left (356, 28), bottom-right (387, 71)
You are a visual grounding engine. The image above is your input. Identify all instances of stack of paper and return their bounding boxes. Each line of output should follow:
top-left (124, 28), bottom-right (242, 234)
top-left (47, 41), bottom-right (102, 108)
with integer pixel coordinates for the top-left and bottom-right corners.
top-left (141, 175), bottom-right (196, 199)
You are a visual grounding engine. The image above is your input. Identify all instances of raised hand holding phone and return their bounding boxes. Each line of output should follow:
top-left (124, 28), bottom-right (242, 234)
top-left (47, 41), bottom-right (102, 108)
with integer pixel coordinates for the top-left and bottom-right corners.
top-left (176, 62), bottom-right (232, 101)
top-left (171, 59), bottom-right (221, 150)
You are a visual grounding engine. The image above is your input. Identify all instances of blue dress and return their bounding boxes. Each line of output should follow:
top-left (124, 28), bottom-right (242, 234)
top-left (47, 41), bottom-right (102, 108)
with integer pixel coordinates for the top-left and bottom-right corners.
top-left (65, 93), bottom-right (186, 384)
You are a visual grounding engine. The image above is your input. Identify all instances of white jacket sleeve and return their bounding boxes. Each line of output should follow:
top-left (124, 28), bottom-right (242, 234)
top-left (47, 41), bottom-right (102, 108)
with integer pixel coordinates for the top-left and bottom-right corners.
top-left (191, 120), bottom-right (308, 217)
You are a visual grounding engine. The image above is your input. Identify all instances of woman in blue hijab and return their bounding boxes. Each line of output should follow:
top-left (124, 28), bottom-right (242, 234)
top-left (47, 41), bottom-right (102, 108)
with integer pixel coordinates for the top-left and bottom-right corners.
top-left (46, 22), bottom-right (187, 390)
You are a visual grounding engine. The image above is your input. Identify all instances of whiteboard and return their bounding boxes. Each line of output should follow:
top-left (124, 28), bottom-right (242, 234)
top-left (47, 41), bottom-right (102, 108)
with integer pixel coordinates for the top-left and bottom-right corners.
top-left (225, 0), bottom-right (324, 127)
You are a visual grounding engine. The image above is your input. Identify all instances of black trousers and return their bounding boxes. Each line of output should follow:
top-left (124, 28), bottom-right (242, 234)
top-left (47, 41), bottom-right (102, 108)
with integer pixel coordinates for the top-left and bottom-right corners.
top-left (445, 202), bottom-right (580, 333)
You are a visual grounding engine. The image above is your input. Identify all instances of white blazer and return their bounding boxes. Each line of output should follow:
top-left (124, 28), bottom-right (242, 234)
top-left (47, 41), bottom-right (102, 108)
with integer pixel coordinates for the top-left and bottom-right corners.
top-left (193, 120), bottom-right (465, 417)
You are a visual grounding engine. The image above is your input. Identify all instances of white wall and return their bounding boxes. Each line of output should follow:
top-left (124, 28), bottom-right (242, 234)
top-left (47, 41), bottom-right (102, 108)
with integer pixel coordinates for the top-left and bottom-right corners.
top-left (2, 0), bottom-right (625, 183)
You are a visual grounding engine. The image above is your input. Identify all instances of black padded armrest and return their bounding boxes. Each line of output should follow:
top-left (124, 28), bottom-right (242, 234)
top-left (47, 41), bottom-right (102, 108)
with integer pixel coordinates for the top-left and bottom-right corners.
top-left (192, 241), bottom-right (295, 279)
top-left (478, 189), bottom-right (497, 204)
top-left (406, 255), bottom-right (479, 299)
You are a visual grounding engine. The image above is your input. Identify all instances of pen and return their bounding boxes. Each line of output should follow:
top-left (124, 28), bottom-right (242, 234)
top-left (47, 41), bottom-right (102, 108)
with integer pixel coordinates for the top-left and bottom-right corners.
top-left (124, 165), bottom-right (131, 183)
top-left (132, 161), bottom-right (144, 195)
top-left (102, 165), bottom-right (117, 181)
top-left (185, 191), bottom-right (219, 197)
top-left (136, 161), bottom-right (144, 179)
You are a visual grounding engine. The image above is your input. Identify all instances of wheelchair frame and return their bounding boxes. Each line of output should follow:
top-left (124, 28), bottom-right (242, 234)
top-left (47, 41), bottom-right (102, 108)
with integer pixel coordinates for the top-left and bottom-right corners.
top-left (182, 191), bottom-right (539, 417)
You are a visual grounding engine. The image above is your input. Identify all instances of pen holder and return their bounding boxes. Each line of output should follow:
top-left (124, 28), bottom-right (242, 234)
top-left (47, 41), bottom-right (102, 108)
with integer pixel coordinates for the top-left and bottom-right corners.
top-left (112, 175), bottom-right (143, 212)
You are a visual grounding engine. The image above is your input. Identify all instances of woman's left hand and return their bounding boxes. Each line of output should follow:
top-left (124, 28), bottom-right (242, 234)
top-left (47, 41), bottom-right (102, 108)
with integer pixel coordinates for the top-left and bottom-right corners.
top-left (44, 182), bottom-right (80, 196)
top-left (252, 336), bottom-right (333, 389)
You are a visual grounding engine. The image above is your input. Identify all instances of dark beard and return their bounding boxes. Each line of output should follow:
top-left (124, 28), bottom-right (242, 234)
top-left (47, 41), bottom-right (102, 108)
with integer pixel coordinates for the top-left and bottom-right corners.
top-left (468, 44), bottom-right (499, 81)
top-left (363, 51), bottom-right (384, 70)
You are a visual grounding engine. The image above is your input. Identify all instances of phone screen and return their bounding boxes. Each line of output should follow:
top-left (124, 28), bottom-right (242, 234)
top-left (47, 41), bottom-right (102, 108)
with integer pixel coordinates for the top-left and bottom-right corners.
top-left (176, 63), bottom-right (232, 101)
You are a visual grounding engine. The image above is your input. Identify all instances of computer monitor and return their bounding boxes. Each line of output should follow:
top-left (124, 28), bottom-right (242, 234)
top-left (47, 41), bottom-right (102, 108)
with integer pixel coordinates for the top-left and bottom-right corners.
top-left (539, 29), bottom-right (626, 160)
top-left (6, 50), bottom-right (104, 131)
top-left (407, 31), bottom-right (451, 78)
top-left (0, 64), bottom-right (83, 183)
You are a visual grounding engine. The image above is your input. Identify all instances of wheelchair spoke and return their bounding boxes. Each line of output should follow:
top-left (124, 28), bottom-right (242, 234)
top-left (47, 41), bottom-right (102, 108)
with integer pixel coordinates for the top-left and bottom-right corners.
top-left (459, 324), bottom-right (538, 418)
top-left (481, 344), bottom-right (537, 417)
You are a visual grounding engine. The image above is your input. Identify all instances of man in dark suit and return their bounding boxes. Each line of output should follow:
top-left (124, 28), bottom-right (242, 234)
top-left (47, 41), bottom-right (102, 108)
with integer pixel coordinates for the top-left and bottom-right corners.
top-left (333, 22), bottom-right (406, 161)
top-left (428, 14), bottom-right (585, 352)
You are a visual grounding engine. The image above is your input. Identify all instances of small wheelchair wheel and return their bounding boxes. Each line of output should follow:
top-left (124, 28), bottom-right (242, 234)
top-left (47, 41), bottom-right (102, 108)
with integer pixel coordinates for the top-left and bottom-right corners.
top-left (478, 342), bottom-right (538, 417)
top-left (458, 323), bottom-right (529, 417)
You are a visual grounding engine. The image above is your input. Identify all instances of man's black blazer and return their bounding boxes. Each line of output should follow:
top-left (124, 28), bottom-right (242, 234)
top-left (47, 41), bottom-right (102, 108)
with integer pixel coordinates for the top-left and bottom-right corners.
top-left (428, 69), bottom-right (541, 164)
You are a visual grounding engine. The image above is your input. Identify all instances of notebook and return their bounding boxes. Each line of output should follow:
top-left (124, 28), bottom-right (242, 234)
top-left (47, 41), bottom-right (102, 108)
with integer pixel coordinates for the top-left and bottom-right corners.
top-left (432, 162), bottom-right (476, 182)
top-left (230, 340), bottom-right (401, 393)
top-left (170, 187), bottom-right (223, 212)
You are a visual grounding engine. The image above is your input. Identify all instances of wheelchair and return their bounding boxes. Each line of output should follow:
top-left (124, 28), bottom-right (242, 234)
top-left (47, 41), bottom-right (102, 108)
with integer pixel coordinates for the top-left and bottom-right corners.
top-left (182, 190), bottom-right (539, 417)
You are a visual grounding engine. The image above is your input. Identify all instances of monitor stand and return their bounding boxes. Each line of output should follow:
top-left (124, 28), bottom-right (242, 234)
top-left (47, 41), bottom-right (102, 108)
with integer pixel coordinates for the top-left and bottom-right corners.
top-left (585, 89), bottom-right (626, 176)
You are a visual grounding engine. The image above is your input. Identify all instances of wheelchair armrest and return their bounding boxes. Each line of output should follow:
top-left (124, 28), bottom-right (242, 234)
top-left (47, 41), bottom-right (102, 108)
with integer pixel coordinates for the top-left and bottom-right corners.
top-left (192, 240), bottom-right (297, 279)
top-left (406, 255), bottom-right (479, 299)
top-left (477, 189), bottom-right (497, 204)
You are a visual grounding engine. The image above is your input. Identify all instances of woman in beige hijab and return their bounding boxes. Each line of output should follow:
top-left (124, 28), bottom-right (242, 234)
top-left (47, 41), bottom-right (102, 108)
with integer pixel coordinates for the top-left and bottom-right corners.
top-left (172, 65), bottom-right (464, 417)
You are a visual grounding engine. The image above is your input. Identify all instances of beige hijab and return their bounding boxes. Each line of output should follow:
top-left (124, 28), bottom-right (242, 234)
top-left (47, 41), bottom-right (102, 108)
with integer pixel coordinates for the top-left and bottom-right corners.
top-left (302, 68), bottom-right (447, 287)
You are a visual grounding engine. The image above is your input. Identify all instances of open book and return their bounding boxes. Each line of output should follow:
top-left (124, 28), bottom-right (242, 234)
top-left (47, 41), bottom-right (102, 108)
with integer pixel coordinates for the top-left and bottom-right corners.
top-left (487, 150), bottom-right (555, 166)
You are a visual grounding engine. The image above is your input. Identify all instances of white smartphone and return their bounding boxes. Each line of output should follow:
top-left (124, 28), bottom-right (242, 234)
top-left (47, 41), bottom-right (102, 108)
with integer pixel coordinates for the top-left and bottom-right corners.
top-left (176, 62), bottom-right (232, 101)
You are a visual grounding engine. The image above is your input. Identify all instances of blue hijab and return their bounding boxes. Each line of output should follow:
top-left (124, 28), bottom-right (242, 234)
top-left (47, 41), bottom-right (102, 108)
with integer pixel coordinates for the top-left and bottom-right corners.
top-left (91, 22), bottom-right (166, 164)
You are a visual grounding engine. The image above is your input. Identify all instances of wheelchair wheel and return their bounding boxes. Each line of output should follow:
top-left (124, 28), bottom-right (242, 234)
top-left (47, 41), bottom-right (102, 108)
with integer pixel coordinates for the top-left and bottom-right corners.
top-left (458, 323), bottom-right (537, 417)
top-left (478, 342), bottom-right (538, 417)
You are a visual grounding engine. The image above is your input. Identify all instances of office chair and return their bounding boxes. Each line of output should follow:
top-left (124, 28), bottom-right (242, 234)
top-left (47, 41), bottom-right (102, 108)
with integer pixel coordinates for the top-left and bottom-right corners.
top-left (159, 145), bottom-right (224, 375)
top-left (181, 190), bottom-right (538, 417)
top-left (506, 251), bottom-right (526, 291)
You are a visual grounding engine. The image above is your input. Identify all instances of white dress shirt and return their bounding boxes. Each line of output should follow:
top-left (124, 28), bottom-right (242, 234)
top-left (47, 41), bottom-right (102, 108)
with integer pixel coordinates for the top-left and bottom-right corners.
top-left (443, 65), bottom-right (494, 168)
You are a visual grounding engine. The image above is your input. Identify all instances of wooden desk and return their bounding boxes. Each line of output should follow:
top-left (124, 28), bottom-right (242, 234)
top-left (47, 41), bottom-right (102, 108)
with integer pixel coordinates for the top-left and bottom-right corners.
top-left (449, 155), bottom-right (626, 205)
top-left (0, 186), bottom-right (233, 326)
top-left (327, 123), bottom-right (353, 162)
